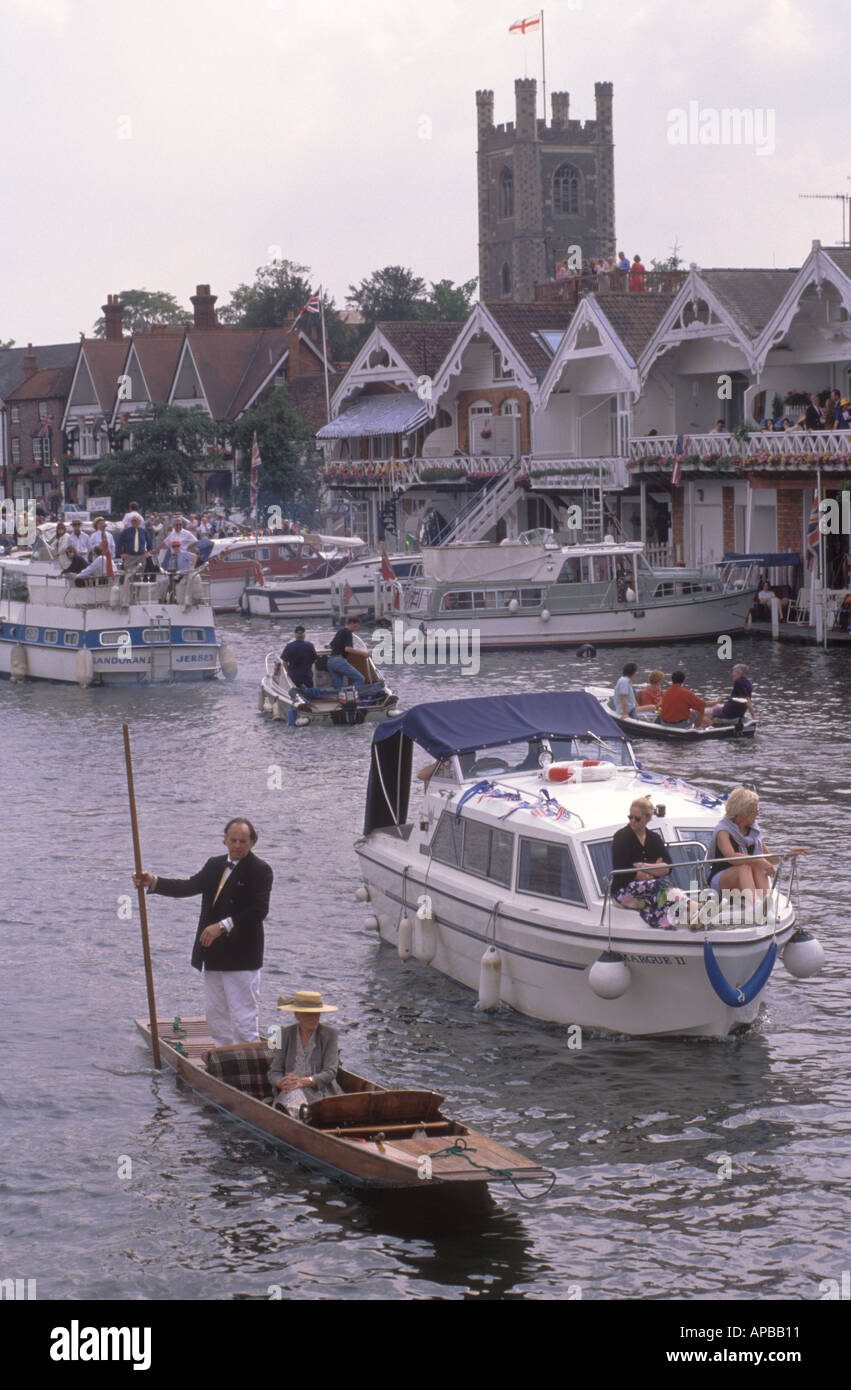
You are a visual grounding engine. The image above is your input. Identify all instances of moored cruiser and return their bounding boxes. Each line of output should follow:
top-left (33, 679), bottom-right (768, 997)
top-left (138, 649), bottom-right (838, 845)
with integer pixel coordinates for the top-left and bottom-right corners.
top-left (401, 531), bottom-right (756, 648)
top-left (354, 692), bottom-right (822, 1039)
top-left (0, 532), bottom-right (233, 685)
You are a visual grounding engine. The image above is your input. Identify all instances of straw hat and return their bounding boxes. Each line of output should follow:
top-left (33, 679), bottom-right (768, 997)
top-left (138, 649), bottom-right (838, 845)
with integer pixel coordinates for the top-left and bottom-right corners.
top-left (277, 990), bottom-right (337, 1014)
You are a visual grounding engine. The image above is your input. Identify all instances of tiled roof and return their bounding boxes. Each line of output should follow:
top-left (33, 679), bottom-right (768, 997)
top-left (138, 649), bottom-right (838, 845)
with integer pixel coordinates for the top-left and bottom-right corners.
top-left (484, 302), bottom-right (576, 373)
top-left (131, 334), bottom-right (185, 402)
top-left (6, 363), bottom-right (75, 401)
top-left (378, 321), bottom-right (466, 377)
top-left (228, 328), bottom-right (291, 417)
top-left (700, 269), bottom-right (799, 337)
top-left (593, 293), bottom-right (675, 360)
top-left (182, 328), bottom-right (301, 419)
top-left (0, 342), bottom-right (77, 402)
top-left (78, 339), bottom-right (132, 411)
top-left (823, 246), bottom-right (851, 281)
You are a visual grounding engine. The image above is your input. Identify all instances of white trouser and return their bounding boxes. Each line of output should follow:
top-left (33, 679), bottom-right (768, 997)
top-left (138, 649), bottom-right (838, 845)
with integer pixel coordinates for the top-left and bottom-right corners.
top-left (203, 968), bottom-right (261, 1046)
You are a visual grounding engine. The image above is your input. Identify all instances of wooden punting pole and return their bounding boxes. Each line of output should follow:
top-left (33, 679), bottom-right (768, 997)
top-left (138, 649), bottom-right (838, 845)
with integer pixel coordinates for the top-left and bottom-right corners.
top-left (123, 723), bottom-right (161, 1068)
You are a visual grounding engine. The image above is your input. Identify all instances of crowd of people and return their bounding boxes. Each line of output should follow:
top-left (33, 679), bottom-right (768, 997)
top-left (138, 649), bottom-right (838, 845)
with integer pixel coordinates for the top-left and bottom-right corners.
top-left (755, 387), bottom-right (851, 432)
top-left (610, 662), bottom-right (755, 729)
top-left (553, 251), bottom-right (647, 293)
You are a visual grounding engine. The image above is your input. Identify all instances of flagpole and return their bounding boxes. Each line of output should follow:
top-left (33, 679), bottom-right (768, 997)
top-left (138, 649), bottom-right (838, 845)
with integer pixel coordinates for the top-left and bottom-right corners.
top-left (540, 9), bottom-right (546, 121)
top-left (319, 287), bottom-right (331, 425)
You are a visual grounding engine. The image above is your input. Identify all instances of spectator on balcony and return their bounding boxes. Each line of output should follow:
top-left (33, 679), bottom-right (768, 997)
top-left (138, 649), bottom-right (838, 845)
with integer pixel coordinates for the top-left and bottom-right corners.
top-left (581, 259), bottom-right (595, 285)
top-left (629, 255), bottom-right (646, 292)
top-left (799, 393), bottom-right (824, 431)
top-left (595, 257), bottom-right (611, 292)
top-left (834, 398), bottom-right (850, 430)
top-left (781, 417), bottom-right (796, 431)
top-left (555, 259), bottom-right (568, 282)
top-left (617, 251), bottom-right (630, 288)
top-left (824, 389), bottom-right (840, 429)
top-left (712, 419), bottom-right (726, 433)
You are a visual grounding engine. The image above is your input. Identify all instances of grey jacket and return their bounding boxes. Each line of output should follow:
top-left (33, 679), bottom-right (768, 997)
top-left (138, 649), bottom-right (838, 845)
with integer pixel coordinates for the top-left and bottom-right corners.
top-left (267, 1023), bottom-right (342, 1106)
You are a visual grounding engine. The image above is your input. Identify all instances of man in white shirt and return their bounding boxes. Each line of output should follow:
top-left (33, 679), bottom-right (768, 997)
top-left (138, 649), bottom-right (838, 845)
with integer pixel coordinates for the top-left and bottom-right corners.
top-left (121, 501), bottom-right (146, 528)
top-left (163, 516), bottom-right (198, 556)
top-left (68, 517), bottom-right (91, 559)
top-left (90, 517), bottom-right (115, 556)
top-left (72, 541), bottom-right (112, 582)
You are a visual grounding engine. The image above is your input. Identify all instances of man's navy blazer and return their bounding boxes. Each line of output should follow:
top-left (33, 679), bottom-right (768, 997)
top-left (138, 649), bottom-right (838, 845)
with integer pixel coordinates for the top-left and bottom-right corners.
top-left (152, 851), bottom-right (273, 972)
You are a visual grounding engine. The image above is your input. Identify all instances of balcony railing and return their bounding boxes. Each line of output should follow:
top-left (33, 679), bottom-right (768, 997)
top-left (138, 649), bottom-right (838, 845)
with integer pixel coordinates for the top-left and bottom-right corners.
top-left (518, 456), bottom-right (631, 490)
top-left (535, 269), bottom-right (688, 307)
top-left (321, 456), bottom-right (513, 487)
top-left (630, 431), bottom-right (851, 466)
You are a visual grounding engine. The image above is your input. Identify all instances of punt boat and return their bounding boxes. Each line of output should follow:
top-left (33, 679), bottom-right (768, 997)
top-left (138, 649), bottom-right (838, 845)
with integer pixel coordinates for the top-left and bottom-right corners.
top-left (136, 1018), bottom-right (550, 1194)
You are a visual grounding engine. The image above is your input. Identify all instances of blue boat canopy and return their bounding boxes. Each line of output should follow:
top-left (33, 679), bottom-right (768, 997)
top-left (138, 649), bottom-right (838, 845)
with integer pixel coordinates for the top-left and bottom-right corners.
top-left (365, 691), bottom-right (625, 834)
top-left (722, 552), bottom-right (800, 567)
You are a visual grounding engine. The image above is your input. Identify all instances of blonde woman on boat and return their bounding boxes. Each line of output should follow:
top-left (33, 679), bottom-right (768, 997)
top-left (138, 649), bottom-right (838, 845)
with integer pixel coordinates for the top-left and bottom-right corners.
top-left (707, 787), bottom-right (807, 895)
top-left (611, 796), bottom-right (678, 929)
top-left (269, 990), bottom-right (343, 1116)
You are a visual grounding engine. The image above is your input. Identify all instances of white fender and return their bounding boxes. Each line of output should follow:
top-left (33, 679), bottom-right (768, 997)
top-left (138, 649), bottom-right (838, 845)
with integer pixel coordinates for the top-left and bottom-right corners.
top-left (588, 950), bottom-right (631, 999)
top-left (508, 597), bottom-right (519, 611)
top-left (109, 584), bottom-right (122, 608)
top-left (414, 916), bottom-right (437, 965)
top-left (397, 915), bottom-right (414, 961)
top-left (782, 930), bottom-right (825, 979)
top-left (540, 608), bottom-right (551, 622)
top-left (9, 643), bottom-right (28, 682)
top-left (76, 648), bottom-right (94, 688)
top-left (355, 885), bottom-right (370, 902)
top-left (219, 644), bottom-right (238, 680)
top-left (477, 947), bottom-right (502, 1010)
top-left (363, 914), bottom-right (379, 931)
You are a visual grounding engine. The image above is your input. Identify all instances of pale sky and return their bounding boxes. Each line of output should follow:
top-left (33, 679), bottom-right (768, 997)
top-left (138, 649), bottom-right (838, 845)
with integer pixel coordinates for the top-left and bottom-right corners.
top-left (1, 0), bottom-right (847, 344)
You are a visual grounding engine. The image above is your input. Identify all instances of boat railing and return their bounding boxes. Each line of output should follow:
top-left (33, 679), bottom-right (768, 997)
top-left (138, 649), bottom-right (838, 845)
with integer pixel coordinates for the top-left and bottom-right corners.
top-left (599, 851), bottom-right (799, 932)
top-left (22, 571), bottom-right (212, 610)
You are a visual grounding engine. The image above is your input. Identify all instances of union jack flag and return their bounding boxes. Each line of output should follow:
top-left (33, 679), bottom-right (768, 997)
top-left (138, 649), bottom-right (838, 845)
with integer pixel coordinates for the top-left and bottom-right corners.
top-left (37, 413), bottom-right (54, 438)
top-left (249, 431), bottom-right (262, 515)
top-left (294, 293), bottom-right (321, 325)
top-left (671, 435), bottom-right (688, 487)
top-left (806, 496), bottom-right (821, 572)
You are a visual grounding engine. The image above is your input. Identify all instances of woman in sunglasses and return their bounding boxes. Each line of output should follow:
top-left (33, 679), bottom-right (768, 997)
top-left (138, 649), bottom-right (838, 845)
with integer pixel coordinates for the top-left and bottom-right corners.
top-left (611, 796), bottom-right (677, 929)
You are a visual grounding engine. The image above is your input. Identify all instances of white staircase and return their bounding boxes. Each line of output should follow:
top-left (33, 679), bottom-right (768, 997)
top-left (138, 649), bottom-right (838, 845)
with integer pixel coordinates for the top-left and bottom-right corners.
top-left (441, 460), bottom-right (522, 545)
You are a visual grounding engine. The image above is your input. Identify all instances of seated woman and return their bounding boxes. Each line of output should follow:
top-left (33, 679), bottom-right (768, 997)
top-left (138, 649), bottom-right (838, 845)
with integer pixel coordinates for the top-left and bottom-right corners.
top-left (611, 797), bottom-right (679, 929)
top-left (706, 787), bottom-right (806, 903)
top-left (268, 989), bottom-right (343, 1116)
top-left (609, 662), bottom-right (638, 718)
top-left (637, 669), bottom-right (665, 707)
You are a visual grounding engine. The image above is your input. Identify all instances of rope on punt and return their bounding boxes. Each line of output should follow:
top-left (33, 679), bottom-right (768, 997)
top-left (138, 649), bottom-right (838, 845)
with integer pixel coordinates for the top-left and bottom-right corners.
top-left (427, 1137), bottom-right (556, 1198)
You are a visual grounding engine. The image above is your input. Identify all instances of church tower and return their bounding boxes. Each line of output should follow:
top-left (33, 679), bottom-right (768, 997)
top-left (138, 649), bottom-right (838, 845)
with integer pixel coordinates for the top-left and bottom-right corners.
top-left (476, 78), bottom-right (615, 301)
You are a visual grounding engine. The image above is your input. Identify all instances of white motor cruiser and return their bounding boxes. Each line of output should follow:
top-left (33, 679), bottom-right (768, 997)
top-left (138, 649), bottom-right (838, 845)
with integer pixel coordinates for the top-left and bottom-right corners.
top-left (402, 531), bottom-right (756, 649)
top-left (354, 692), bottom-right (823, 1039)
top-left (0, 531), bottom-right (235, 685)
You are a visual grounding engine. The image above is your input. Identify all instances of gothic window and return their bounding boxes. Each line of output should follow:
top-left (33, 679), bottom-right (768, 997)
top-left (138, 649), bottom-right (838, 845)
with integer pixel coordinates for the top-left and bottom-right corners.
top-left (368, 347), bottom-right (391, 368)
top-left (501, 399), bottom-right (520, 416)
top-left (553, 163), bottom-right (581, 216)
top-left (499, 168), bottom-right (514, 219)
top-left (501, 263), bottom-right (512, 296)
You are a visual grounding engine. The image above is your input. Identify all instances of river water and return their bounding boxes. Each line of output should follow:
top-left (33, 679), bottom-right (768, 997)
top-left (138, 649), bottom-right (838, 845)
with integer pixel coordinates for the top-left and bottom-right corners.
top-left (2, 622), bottom-right (849, 1301)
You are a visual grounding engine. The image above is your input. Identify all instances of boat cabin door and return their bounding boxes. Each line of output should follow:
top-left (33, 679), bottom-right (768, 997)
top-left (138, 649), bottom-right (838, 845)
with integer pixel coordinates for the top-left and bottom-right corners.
top-left (148, 614), bottom-right (174, 682)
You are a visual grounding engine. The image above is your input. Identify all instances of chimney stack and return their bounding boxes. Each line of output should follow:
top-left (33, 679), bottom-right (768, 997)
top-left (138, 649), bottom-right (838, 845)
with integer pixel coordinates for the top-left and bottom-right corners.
top-left (102, 295), bottom-right (124, 341)
top-left (23, 343), bottom-right (38, 378)
top-left (191, 284), bottom-right (218, 330)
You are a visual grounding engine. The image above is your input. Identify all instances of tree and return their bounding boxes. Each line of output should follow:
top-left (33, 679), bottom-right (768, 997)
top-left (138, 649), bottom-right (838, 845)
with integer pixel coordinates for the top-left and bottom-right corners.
top-left (346, 266), bottom-right (428, 325)
top-left (94, 404), bottom-right (218, 510)
top-left (416, 277), bottom-right (478, 322)
top-left (218, 260), bottom-right (314, 327)
top-left (226, 386), bottom-right (320, 524)
top-left (0, 337), bottom-right (14, 349)
top-left (91, 289), bottom-right (188, 337)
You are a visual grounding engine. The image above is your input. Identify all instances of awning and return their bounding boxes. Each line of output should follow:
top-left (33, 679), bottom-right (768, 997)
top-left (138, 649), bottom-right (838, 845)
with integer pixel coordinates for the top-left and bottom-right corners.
top-left (364, 692), bottom-right (625, 834)
top-left (316, 391), bottom-right (428, 439)
top-left (723, 552), bottom-right (800, 567)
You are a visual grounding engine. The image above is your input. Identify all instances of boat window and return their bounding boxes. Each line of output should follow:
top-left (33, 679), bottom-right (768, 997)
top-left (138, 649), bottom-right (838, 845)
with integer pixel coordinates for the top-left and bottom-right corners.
top-left (676, 828), bottom-right (714, 851)
top-left (520, 588), bottom-right (543, 607)
top-left (549, 736), bottom-right (631, 767)
top-left (585, 839), bottom-right (615, 895)
top-left (43, 629), bottom-right (58, 644)
top-left (587, 556), bottom-right (613, 584)
top-left (63, 631), bottom-right (80, 647)
top-left (181, 628), bottom-right (207, 642)
top-left (469, 741), bottom-right (542, 775)
top-left (462, 819), bottom-right (515, 887)
top-left (557, 557), bottom-right (583, 583)
top-left (1, 570), bottom-right (29, 602)
top-left (142, 627), bottom-right (171, 644)
top-left (431, 811), bottom-right (464, 868)
top-left (99, 629), bottom-right (131, 647)
top-left (25, 626), bottom-right (39, 642)
top-left (441, 591), bottom-right (473, 612)
top-left (518, 838), bottom-right (586, 906)
top-left (666, 841), bottom-right (709, 893)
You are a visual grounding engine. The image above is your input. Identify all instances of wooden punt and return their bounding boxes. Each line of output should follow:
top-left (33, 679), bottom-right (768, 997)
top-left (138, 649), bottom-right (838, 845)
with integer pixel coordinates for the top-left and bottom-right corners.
top-left (136, 1017), bottom-right (551, 1194)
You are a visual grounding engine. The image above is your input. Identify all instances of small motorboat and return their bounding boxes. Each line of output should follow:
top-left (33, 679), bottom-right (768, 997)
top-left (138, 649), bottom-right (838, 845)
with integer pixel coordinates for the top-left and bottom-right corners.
top-left (258, 644), bottom-right (399, 726)
top-left (585, 686), bottom-right (756, 742)
top-left (136, 1018), bottom-right (551, 1194)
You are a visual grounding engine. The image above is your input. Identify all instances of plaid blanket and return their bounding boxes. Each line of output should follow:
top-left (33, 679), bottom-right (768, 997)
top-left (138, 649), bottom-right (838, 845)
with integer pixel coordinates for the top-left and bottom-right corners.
top-left (203, 1044), bottom-right (273, 1101)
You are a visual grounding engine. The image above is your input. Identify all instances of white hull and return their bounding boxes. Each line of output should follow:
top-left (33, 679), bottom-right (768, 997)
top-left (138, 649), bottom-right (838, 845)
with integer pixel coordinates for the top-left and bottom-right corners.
top-left (357, 842), bottom-right (793, 1038)
top-left (411, 590), bottom-right (753, 647)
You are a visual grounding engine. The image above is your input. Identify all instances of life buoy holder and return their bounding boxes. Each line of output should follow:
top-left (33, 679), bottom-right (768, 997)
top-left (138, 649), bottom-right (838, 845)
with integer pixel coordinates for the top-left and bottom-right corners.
top-left (546, 759), bottom-right (616, 783)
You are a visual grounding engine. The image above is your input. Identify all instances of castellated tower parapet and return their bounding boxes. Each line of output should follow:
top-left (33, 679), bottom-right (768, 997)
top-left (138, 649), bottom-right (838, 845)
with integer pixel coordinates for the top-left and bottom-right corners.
top-left (477, 77), bottom-right (616, 302)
